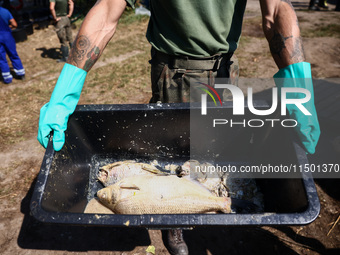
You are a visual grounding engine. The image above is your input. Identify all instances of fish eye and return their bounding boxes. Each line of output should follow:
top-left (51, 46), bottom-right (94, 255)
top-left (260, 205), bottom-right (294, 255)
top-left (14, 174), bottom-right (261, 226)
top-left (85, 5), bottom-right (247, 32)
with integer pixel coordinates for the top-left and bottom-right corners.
top-left (98, 191), bottom-right (106, 199)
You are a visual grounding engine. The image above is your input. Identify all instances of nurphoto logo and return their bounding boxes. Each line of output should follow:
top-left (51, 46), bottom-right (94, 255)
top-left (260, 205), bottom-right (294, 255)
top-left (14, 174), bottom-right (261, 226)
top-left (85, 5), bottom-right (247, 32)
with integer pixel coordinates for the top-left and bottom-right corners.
top-left (198, 82), bottom-right (312, 128)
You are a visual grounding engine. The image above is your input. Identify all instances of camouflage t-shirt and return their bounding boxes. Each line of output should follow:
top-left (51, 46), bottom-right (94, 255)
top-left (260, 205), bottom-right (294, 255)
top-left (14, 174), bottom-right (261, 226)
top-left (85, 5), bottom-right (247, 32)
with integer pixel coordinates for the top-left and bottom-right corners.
top-left (126, 0), bottom-right (247, 57)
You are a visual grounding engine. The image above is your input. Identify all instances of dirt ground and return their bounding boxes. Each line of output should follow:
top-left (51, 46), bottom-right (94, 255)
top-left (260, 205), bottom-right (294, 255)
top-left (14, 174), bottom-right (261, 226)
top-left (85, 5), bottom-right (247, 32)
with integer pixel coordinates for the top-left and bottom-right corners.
top-left (0, 0), bottom-right (339, 254)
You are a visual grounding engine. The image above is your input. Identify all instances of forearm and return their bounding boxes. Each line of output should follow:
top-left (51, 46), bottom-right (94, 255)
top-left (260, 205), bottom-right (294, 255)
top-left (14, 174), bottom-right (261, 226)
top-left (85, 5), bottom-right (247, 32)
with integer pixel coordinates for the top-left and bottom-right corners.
top-left (50, 3), bottom-right (58, 20)
top-left (67, 0), bottom-right (127, 72)
top-left (260, 0), bottom-right (305, 69)
top-left (9, 18), bottom-right (17, 29)
top-left (68, 0), bottom-right (74, 17)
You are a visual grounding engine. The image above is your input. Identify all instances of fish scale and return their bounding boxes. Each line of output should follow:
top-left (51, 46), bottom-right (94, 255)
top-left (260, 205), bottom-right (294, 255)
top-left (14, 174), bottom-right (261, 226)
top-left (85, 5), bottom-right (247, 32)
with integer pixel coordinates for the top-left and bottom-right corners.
top-left (114, 195), bottom-right (230, 214)
top-left (97, 175), bottom-right (231, 214)
top-left (97, 160), bottom-right (164, 186)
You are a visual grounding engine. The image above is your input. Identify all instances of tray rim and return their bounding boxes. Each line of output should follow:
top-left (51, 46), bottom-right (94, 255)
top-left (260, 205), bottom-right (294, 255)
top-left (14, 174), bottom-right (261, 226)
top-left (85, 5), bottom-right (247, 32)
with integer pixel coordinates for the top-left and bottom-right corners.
top-left (30, 103), bottom-right (320, 227)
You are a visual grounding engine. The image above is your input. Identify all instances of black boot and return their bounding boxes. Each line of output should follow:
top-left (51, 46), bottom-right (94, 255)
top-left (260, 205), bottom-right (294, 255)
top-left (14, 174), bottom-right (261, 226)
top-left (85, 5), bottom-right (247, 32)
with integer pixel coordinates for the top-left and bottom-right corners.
top-left (318, 0), bottom-right (328, 9)
top-left (309, 0), bottom-right (320, 10)
top-left (336, 1), bottom-right (340, 11)
top-left (162, 229), bottom-right (189, 255)
top-left (58, 45), bottom-right (69, 62)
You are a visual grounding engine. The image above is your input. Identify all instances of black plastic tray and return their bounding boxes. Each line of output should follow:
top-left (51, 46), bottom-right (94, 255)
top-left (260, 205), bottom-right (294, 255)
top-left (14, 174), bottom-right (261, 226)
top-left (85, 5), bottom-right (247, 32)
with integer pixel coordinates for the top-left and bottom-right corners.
top-left (30, 103), bottom-right (320, 228)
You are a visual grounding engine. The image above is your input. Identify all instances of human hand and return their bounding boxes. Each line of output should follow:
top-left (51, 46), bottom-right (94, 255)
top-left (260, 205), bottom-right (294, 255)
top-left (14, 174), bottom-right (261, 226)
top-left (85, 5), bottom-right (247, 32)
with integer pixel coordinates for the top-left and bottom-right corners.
top-left (37, 64), bottom-right (87, 151)
top-left (274, 62), bottom-right (320, 154)
top-left (37, 103), bottom-right (68, 151)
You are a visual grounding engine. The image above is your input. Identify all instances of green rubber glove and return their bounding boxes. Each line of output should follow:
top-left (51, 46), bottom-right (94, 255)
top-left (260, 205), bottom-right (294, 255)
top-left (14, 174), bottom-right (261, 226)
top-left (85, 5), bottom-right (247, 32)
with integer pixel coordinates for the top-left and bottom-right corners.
top-left (37, 63), bottom-right (87, 151)
top-left (274, 62), bottom-right (320, 154)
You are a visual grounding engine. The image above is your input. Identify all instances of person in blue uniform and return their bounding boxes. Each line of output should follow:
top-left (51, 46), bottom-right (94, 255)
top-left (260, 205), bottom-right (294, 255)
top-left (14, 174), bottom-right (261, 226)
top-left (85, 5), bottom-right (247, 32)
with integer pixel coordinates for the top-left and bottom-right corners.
top-left (0, 6), bottom-right (25, 84)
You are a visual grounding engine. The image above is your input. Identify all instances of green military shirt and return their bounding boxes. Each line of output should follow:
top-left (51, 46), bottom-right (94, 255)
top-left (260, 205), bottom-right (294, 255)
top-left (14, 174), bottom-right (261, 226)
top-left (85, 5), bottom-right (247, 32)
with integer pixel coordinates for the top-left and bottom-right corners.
top-left (126, 0), bottom-right (247, 57)
top-left (50, 0), bottom-right (68, 17)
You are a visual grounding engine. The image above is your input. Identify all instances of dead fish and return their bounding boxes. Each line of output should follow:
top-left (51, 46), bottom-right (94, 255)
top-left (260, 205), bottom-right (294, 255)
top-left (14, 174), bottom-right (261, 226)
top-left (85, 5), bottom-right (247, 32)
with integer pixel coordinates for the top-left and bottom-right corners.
top-left (180, 160), bottom-right (263, 212)
top-left (164, 163), bottom-right (182, 174)
top-left (97, 175), bottom-right (231, 214)
top-left (97, 160), bottom-right (165, 186)
top-left (179, 160), bottom-right (229, 197)
top-left (84, 198), bottom-right (114, 214)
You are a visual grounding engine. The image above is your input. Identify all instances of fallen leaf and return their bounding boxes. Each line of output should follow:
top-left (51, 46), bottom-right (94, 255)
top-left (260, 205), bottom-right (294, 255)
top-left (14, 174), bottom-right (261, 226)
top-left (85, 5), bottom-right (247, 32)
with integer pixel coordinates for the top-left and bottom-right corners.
top-left (145, 245), bottom-right (155, 254)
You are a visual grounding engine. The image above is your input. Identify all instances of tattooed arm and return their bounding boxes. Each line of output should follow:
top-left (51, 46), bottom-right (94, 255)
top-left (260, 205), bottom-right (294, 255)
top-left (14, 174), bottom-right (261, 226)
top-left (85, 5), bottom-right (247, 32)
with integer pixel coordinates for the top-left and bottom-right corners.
top-left (259, 0), bottom-right (305, 69)
top-left (67, 0), bottom-right (127, 71)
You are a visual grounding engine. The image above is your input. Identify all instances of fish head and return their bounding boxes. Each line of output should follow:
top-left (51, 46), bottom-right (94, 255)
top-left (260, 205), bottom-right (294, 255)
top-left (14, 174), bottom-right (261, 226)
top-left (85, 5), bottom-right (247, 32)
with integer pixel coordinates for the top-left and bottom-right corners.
top-left (97, 185), bottom-right (119, 208)
top-left (97, 161), bottom-right (127, 184)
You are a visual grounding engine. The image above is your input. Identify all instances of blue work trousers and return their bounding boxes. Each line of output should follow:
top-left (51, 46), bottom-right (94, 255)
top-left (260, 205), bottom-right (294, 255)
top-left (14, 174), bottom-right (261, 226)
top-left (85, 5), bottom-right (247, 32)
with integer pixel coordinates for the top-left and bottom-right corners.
top-left (0, 32), bottom-right (25, 83)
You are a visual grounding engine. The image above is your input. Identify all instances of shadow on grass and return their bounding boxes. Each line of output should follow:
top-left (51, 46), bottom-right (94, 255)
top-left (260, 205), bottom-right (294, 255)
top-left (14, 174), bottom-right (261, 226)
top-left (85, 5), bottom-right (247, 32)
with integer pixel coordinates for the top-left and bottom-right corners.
top-left (36, 47), bottom-right (62, 60)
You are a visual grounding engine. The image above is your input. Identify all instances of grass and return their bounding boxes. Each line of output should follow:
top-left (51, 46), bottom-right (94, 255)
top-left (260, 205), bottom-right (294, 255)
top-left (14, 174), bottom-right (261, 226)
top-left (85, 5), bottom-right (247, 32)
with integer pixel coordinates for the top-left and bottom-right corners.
top-left (301, 24), bottom-right (340, 38)
top-left (0, 83), bottom-right (51, 147)
top-left (0, 158), bottom-right (39, 201)
top-left (237, 35), bottom-right (273, 77)
top-left (120, 9), bottom-right (150, 25)
top-left (0, 9), bottom-right (151, 150)
top-left (241, 16), bottom-right (263, 38)
top-left (82, 51), bottom-right (152, 104)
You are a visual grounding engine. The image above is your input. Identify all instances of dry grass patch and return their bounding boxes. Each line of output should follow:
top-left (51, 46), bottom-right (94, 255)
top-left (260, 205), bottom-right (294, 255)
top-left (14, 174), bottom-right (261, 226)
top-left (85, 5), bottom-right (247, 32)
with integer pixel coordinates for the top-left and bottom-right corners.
top-left (0, 11), bottom-right (151, 150)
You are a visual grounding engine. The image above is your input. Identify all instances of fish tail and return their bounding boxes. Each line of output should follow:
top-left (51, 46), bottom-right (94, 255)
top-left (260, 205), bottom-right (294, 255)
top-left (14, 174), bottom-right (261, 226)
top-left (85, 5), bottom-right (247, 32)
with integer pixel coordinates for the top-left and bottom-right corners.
top-left (221, 197), bottom-right (232, 213)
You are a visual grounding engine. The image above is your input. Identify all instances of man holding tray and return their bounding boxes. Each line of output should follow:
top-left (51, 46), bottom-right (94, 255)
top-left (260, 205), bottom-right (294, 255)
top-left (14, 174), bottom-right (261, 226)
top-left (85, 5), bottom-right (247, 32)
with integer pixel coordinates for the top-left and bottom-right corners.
top-left (37, 1), bottom-right (320, 254)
